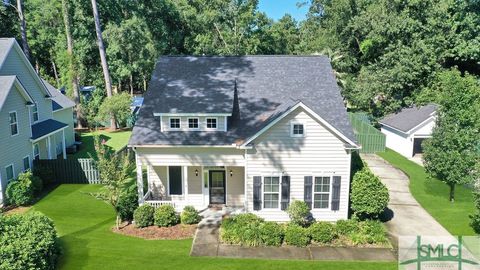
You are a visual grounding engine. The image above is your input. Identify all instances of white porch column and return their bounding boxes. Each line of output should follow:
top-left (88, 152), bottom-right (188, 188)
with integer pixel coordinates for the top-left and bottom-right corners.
top-left (136, 155), bottom-right (144, 204)
top-left (47, 136), bottom-right (52, 159)
top-left (62, 129), bottom-right (66, 159)
top-left (183, 166), bottom-right (188, 201)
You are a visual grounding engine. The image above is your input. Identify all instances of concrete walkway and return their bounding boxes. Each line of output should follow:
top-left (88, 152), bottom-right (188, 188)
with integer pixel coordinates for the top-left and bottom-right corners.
top-left (361, 154), bottom-right (451, 244)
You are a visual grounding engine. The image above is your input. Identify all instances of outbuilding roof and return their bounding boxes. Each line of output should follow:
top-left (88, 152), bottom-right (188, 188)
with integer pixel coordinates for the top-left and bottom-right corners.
top-left (379, 104), bottom-right (437, 133)
top-left (129, 56), bottom-right (357, 146)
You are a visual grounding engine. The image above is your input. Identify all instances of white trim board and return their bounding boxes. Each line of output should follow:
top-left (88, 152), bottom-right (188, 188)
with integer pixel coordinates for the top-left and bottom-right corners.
top-left (154, 113), bottom-right (231, 117)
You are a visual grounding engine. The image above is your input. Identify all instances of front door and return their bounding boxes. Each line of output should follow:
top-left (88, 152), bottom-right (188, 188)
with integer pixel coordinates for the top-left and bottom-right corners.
top-left (209, 170), bottom-right (226, 204)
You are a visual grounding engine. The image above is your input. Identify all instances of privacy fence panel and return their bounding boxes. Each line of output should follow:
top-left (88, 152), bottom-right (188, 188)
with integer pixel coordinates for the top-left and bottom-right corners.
top-left (348, 113), bottom-right (386, 153)
top-left (34, 158), bottom-right (101, 184)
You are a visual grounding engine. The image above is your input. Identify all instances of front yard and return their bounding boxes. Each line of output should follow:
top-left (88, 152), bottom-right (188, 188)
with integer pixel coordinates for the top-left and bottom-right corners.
top-left (32, 185), bottom-right (396, 270)
top-left (378, 149), bottom-right (476, 236)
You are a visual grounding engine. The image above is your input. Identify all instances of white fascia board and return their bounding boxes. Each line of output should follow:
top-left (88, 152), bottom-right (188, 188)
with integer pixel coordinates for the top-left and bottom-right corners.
top-left (153, 113), bottom-right (232, 117)
top-left (30, 125), bottom-right (68, 143)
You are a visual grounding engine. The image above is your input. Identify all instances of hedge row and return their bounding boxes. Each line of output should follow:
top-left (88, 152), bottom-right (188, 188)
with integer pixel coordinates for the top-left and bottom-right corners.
top-left (133, 205), bottom-right (201, 228)
top-left (220, 214), bottom-right (389, 247)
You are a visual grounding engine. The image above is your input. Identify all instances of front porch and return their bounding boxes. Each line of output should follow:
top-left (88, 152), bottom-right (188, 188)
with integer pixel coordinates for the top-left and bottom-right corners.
top-left (137, 164), bottom-right (246, 212)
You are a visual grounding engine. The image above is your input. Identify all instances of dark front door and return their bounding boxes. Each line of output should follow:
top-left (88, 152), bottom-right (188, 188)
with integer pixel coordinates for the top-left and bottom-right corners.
top-left (209, 170), bottom-right (226, 204)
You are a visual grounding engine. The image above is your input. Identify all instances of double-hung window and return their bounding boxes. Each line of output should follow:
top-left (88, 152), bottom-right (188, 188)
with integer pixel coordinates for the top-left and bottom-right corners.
top-left (206, 118), bottom-right (217, 129)
top-left (23, 156), bottom-right (30, 172)
top-left (188, 118), bottom-right (199, 129)
top-left (263, 176), bottom-right (280, 208)
top-left (169, 118), bottom-right (181, 129)
top-left (33, 143), bottom-right (40, 160)
top-left (5, 164), bottom-right (14, 182)
top-left (313, 176), bottom-right (330, 209)
top-left (9, 111), bottom-right (18, 136)
top-left (32, 103), bottom-right (39, 122)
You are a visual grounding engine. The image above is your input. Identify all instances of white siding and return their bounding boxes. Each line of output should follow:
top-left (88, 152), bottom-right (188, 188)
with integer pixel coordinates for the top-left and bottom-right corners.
top-left (161, 116), bottom-right (227, 131)
top-left (411, 118), bottom-right (435, 137)
top-left (246, 107), bottom-right (352, 222)
top-left (226, 166), bottom-right (245, 207)
top-left (136, 147), bottom-right (245, 166)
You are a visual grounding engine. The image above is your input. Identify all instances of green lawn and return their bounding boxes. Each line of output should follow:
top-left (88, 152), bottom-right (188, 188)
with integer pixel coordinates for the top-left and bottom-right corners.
top-left (70, 130), bottom-right (132, 159)
top-left (33, 185), bottom-right (396, 270)
top-left (378, 149), bottom-right (476, 236)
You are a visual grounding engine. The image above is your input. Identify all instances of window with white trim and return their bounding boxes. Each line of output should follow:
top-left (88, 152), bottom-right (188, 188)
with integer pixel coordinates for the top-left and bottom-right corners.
top-left (32, 103), bottom-right (39, 122)
top-left (33, 143), bottom-right (40, 160)
top-left (6, 164), bottom-right (14, 182)
top-left (169, 118), bottom-right (180, 129)
top-left (313, 176), bottom-right (330, 209)
top-left (23, 156), bottom-right (30, 172)
top-left (263, 176), bottom-right (280, 208)
top-left (9, 111), bottom-right (18, 136)
top-left (290, 122), bottom-right (304, 137)
top-left (188, 118), bottom-right (199, 129)
top-left (206, 118), bottom-right (217, 129)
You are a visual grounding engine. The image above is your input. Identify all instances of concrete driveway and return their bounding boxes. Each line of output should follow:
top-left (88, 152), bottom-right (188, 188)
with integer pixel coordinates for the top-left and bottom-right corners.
top-left (361, 154), bottom-right (452, 244)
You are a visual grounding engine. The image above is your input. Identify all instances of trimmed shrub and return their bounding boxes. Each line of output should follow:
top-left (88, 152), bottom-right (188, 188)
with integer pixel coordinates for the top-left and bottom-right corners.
top-left (309, 221), bottom-right (337, 244)
top-left (286, 200), bottom-right (311, 226)
top-left (284, 224), bottom-right (310, 247)
top-left (0, 212), bottom-right (60, 270)
top-left (350, 168), bottom-right (389, 219)
top-left (33, 165), bottom-right (54, 186)
top-left (154, 205), bottom-right (179, 227)
top-left (31, 175), bottom-right (43, 196)
top-left (470, 212), bottom-right (480, 234)
top-left (116, 191), bottom-right (138, 221)
top-left (133, 204), bottom-right (154, 228)
top-left (349, 220), bottom-right (388, 245)
top-left (220, 214), bottom-right (265, 246)
top-left (180, 206), bottom-right (201, 225)
top-left (336, 219), bottom-right (358, 236)
top-left (5, 171), bottom-right (35, 206)
top-left (259, 221), bottom-right (284, 246)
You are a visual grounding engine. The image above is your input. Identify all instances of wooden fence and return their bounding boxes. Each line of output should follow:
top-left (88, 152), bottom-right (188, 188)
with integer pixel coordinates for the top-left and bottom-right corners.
top-left (348, 113), bottom-right (386, 153)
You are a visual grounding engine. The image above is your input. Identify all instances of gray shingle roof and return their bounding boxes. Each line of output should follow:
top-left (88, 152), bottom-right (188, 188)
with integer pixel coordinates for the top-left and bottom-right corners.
top-left (129, 56), bottom-right (356, 146)
top-left (42, 79), bottom-right (75, 111)
top-left (379, 104), bottom-right (437, 133)
top-left (31, 119), bottom-right (68, 140)
top-left (0, 75), bottom-right (16, 110)
top-left (0, 38), bottom-right (14, 67)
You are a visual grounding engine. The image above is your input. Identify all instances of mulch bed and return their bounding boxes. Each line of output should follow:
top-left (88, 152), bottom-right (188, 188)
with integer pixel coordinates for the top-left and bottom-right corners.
top-left (2, 206), bottom-right (31, 215)
top-left (113, 223), bottom-right (197, 240)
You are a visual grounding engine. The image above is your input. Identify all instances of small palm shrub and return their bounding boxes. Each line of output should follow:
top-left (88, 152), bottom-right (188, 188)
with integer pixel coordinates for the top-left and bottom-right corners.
top-left (5, 171), bottom-right (35, 206)
top-left (351, 168), bottom-right (389, 219)
top-left (180, 206), bottom-right (201, 225)
top-left (286, 200), bottom-right (311, 226)
top-left (133, 204), bottom-right (154, 228)
top-left (309, 221), bottom-right (337, 244)
top-left (284, 224), bottom-right (310, 247)
top-left (154, 205), bottom-right (179, 227)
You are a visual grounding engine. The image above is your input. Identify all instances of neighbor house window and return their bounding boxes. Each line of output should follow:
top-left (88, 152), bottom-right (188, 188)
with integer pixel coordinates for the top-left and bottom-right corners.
top-left (169, 118), bottom-right (181, 129)
top-left (9, 111), bottom-right (18, 136)
top-left (32, 104), bottom-right (39, 122)
top-left (33, 143), bottom-right (40, 160)
top-left (291, 122), bottom-right (304, 137)
top-left (188, 118), bottom-right (199, 129)
top-left (168, 166), bottom-right (182, 195)
top-left (6, 164), bottom-right (14, 182)
top-left (313, 176), bottom-right (330, 209)
top-left (206, 118), bottom-right (217, 129)
top-left (23, 156), bottom-right (30, 172)
top-left (263, 176), bottom-right (280, 208)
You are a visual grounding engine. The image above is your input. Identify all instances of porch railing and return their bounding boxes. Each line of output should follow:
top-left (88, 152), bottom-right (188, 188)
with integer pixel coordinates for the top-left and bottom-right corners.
top-left (142, 189), bottom-right (181, 210)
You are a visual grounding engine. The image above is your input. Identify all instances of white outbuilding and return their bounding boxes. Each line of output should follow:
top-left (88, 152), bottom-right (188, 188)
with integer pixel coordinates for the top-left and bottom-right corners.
top-left (379, 104), bottom-right (437, 158)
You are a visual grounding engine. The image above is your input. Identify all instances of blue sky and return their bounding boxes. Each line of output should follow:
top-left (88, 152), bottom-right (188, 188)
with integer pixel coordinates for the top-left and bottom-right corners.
top-left (258, 0), bottom-right (309, 21)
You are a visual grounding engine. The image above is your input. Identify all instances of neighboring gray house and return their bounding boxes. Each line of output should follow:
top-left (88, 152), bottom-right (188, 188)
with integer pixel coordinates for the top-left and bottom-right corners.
top-left (129, 56), bottom-right (360, 222)
top-left (0, 38), bottom-right (75, 204)
top-left (380, 104), bottom-right (437, 158)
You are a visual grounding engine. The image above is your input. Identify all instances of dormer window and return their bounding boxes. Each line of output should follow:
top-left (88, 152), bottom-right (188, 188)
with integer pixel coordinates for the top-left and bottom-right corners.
top-left (290, 122), bottom-right (304, 137)
top-left (169, 118), bottom-right (181, 129)
top-left (32, 103), bottom-right (39, 122)
top-left (188, 118), bottom-right (199, 129)
top-left (206, 118), bottom-right (217, 129)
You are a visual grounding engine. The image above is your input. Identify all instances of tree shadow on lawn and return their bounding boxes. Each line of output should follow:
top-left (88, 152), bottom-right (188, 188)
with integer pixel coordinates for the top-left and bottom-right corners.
top-left (68, 133), bottom-right (113, 159)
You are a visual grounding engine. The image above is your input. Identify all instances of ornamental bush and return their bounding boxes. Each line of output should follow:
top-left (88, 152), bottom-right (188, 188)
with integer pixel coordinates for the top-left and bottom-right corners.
top-left (350, 168), bottom-right (389, 219)
top-left (31, 174), bottom-right (43, 196)
top-left (116, 190), bottom-right (138, 221)
top-left (220, 214), bottom-right (265, 246)
top-left (284, 224), bottom-right (310, 247)
top-left (348, 220), bottom-right (388, 245)
top-left (259, 221), bottom-right (284, 246)
top-left (336, 219), bottom-right (358, 235)
top-left (0, 212), bottom-right (60, 270)
top-left (33, 165), bottom-right (54, 186)
top-left (309, 221), bottom-right (337, 244)
top-left (133, 204), bottom-right (154, 228)
top-left (154, 205), bottom-right (179, 227)
top-left (180, 206), bottom-right (201, 225)
top-left (286, 200), bottom-right (311, 226)
top-left (5, 171), bottom-right (35, 206)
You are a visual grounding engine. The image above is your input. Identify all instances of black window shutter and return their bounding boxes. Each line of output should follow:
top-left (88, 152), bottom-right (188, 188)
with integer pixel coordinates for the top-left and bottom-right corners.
top-left (331, 176), bottom-right (341, 211)
top-left (281, 175), bottom-right (290, 210)
top-left (169, 166), bottom-right (183, 195)
top-left (253, 176), bottom-right (262, 210)
top-left (304, 176), bottom-right (313, 209)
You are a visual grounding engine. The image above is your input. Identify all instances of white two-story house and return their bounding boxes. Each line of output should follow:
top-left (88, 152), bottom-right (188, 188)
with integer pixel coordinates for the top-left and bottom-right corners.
top-left (0, 38), bottom-right (75, 204)
top-left (129, 56), bottom-right (360, 221)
